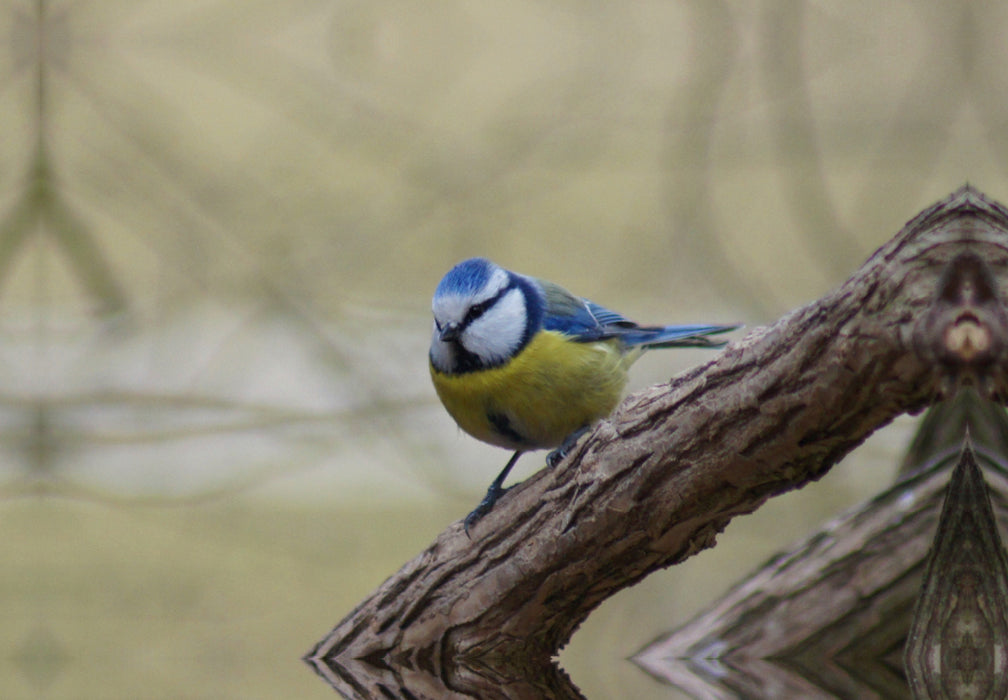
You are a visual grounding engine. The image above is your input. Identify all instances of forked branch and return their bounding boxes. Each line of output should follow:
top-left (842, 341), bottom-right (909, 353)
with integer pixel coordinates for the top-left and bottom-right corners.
top-left (307, 186), bottom-right (1008, 699)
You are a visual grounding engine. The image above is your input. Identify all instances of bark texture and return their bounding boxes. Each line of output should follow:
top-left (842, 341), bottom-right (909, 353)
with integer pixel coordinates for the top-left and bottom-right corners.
top-left (633, 390), bottom-right (1008, 700)
top-left (905, 441), bottom-right (1008, 699)
top-left (306, 186), bottom-right (1008, 699)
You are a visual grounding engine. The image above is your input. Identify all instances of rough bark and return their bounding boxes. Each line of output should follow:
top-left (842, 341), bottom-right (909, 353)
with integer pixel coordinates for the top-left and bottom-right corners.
top-left (306, 186), bottom-right (1008, 699)
top-left (633, 390), bottom-right (1008, 700)
top-left (904, 440), bottom-right (1008, 699)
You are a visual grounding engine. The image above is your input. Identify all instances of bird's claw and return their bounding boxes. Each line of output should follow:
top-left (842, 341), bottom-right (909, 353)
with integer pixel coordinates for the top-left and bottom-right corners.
top-left (546, 427), bottom-right (589, 468)
top-left (463, 483), bottom-right (508, 537)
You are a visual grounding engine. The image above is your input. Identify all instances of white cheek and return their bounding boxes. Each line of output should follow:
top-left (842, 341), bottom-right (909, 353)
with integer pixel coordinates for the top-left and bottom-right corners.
top-left (463, 289), bottom-right (527, 362)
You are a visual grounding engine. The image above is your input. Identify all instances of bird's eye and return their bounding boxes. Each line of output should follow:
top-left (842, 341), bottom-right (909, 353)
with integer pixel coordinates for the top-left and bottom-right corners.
top-left (466, 300), bottom-right (490, 323)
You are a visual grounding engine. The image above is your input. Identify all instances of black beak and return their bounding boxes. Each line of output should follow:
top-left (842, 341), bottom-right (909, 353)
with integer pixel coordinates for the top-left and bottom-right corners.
top-left (439, 322), bottom-right (460, 342)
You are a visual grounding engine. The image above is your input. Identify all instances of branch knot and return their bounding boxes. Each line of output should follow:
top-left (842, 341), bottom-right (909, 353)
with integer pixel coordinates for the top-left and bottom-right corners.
top-left (914, 252), bottom-right (1008, 396)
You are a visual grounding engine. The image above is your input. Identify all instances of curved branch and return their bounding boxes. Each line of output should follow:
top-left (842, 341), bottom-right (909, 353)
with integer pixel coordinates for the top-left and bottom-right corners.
top-left (307, 186), bottom-right (1008, 699)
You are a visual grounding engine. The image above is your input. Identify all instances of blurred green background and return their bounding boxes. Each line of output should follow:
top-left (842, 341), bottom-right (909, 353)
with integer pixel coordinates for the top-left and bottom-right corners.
top-left (2, 1), bottom-right (1006, 698)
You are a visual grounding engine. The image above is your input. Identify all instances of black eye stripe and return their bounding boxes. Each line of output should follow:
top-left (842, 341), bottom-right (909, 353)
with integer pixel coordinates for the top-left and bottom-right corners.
top-left (462, 283), bottom-right (513, 327)
top-left (466, 300), bottom-right (490, 321)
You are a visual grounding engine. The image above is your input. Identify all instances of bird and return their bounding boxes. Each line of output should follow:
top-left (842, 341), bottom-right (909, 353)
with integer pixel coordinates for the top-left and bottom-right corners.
top-left (428, 257), bottom-right (737, 534)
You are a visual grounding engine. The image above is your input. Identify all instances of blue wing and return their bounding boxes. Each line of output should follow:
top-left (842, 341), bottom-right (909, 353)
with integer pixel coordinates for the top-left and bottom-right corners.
top-left (535, 278), bottom-right (737, 348)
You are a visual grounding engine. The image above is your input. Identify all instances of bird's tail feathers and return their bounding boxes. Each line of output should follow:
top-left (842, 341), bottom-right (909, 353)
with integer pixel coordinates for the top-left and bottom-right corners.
top-left (621, 323), bottom-right (739, 349)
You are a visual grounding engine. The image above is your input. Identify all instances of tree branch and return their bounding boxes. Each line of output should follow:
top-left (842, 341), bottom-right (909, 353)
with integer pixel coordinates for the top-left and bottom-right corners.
top-left (306, 185), bottom-right (1008, 699)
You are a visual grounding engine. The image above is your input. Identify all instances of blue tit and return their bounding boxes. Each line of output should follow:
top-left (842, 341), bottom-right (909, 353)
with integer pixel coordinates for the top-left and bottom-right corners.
top-left (429, 257), bottom-right (737, 533)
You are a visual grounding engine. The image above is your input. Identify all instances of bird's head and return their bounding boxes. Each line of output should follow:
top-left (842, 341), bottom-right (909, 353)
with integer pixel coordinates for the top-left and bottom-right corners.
top-left (430, 258), bottom-right (535, 374)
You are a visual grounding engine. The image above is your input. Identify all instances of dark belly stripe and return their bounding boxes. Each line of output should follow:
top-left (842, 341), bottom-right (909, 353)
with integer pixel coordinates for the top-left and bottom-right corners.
top-left (487, 411), bottom-right (528, 447)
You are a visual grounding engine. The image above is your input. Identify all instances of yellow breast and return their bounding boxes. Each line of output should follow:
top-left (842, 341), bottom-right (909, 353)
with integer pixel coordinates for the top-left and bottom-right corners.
top-left (430, 330), bottom-right (636, 450)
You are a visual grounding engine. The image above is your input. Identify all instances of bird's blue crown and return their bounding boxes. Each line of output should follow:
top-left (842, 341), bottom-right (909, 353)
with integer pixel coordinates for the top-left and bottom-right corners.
top-left (434, 257), bottom-right (497, 299)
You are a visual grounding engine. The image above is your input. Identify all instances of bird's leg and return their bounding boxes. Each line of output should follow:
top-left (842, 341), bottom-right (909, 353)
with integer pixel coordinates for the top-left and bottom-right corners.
top-left (464, 450), bottom-right (524, 536)
top-left (546, 426), bottom-right (589, 468)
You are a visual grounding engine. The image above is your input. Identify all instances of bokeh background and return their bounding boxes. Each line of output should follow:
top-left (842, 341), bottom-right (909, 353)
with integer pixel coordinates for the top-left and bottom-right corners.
top-left (2, 2), bottom-right (1007, 698)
